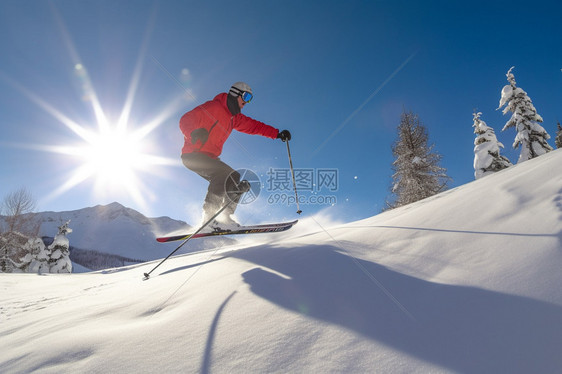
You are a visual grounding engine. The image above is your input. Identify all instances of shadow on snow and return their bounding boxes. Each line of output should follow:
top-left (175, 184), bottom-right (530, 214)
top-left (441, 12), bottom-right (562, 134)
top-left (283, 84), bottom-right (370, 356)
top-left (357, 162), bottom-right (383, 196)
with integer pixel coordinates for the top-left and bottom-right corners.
top-left (232, 244), bottom-right (562, 373)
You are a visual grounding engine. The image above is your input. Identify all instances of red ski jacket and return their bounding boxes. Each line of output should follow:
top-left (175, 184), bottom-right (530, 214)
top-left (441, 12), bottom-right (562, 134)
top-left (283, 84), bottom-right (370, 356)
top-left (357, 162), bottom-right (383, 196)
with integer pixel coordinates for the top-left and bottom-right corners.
top-left (180, 93), bottom-right (279, 158)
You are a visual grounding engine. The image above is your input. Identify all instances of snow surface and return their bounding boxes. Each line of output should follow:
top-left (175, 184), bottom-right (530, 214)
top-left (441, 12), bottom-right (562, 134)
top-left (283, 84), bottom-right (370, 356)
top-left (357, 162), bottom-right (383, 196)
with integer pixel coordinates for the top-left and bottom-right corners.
top-left (1, 150), bottom-right (562, 373)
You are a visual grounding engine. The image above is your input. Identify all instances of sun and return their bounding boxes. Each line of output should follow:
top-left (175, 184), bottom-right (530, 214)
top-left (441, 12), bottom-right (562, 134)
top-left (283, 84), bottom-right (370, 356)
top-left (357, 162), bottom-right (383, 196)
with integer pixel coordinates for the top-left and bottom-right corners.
top-left (33, 105), bottom-right (182, 211)
top-left (2, 6), bottom-right (190, 212)
top-left (4, 61), bottom-right (185, 211)
top-left (86, 129), bottom-right (137, 182)
top-left (81, 125), bottom-right (148, 195)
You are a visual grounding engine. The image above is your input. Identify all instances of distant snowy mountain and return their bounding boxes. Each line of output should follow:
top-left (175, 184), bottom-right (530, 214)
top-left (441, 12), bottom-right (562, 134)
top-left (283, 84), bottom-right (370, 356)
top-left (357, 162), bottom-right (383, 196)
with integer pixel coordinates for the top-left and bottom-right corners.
top-left (2, 150), bottom-right (561, 373)
top-left (3, 202), bottom-right (233, 262)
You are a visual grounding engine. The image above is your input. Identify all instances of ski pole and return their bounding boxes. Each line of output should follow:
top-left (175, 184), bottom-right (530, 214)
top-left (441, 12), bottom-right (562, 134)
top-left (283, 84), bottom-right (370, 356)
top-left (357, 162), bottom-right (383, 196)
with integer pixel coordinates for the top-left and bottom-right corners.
top-left (143, 198), bottom-right (235, 280)
top-left (285, 140), bottom-right (302, 214)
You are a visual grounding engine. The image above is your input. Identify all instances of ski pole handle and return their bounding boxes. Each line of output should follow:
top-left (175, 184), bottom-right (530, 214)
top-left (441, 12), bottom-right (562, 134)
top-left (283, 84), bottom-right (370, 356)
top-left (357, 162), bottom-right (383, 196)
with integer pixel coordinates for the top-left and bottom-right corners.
top-left (285, 140), bottom-right (302, 214)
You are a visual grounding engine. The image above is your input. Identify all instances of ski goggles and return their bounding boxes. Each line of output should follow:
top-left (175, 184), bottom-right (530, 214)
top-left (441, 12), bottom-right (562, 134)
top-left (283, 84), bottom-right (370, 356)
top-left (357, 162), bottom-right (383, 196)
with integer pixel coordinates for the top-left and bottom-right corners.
top-left (241, 91), bottom-right (253, 103)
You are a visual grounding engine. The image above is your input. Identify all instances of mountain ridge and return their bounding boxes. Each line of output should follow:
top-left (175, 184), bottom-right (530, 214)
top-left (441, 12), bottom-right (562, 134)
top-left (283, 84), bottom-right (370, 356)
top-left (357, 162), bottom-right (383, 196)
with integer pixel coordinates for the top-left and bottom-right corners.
top-left (1, 201), bottom-right (236, 261)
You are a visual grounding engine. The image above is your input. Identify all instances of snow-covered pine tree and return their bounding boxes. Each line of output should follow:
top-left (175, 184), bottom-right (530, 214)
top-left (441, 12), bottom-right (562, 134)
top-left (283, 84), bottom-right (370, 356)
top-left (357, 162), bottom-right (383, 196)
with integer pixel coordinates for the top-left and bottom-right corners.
top-left (498, 67), bottom-right (553, 163)
top-left (473, 111), bottom-right (512, 179)
top-left (386, 111), bottom-right (450, 209)
top-left (48, 221), bottom-right (72, 273)
top-left (19, 237), bottom-right (50, 274)
top-left (555, 122), bottom-right (562, 149)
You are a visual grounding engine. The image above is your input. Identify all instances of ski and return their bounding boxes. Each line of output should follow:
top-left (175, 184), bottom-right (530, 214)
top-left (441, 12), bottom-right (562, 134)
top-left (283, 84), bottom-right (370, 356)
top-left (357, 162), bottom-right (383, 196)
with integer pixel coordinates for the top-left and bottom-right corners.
top-left (143, 198), bottom-right (237, 280)
top-left (156, 220), bottom-right (298, 243)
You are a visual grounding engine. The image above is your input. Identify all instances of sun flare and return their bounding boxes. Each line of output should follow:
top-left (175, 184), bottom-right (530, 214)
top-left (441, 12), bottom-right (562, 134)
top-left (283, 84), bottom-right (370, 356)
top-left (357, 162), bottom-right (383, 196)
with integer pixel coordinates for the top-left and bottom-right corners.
top-left (6, 64), bottom-right (185, 211)
top-left (3, 6), bottom-right (188, 212)
top-left (39, 109), bottom-right (181, 211)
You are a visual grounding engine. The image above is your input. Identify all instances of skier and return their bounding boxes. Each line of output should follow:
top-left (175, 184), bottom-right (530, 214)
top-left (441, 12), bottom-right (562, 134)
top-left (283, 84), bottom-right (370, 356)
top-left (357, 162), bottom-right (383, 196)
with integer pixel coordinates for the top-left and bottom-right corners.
top-left (180, 82), bottom-right (291, 229)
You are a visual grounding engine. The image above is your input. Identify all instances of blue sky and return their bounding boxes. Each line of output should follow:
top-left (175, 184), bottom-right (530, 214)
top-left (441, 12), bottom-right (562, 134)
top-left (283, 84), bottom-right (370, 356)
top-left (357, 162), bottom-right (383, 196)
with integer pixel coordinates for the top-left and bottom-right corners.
top-left (1, 1), bottom-right (561, 224)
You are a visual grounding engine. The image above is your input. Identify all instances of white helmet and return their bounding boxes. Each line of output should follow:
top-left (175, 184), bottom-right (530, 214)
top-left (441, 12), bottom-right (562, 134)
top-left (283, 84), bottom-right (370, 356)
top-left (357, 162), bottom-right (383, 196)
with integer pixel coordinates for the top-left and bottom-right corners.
top-left (229, 81), bottom-right (252, 96)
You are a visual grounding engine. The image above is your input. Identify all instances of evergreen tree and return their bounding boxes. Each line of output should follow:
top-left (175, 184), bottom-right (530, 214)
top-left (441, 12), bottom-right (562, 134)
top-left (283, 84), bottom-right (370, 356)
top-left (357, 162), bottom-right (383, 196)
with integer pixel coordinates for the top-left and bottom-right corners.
top-left (48, 221), bottom-right (72, 273)
top-left (19, 237), bottom-right (50, 274)
top-left (555, 122), bottom-right (562, 149)
top-left (387, 111), bottom-right (450, 209)
top-left (498, 67), bottom-right (553, 163)
top-left (473, 111), bottom-right (512, 179)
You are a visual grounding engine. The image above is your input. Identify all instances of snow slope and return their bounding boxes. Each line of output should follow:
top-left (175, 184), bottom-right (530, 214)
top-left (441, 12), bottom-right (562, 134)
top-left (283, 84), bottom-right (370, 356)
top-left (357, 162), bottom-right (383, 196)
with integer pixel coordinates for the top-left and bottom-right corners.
top-left (1, 150), bottom-right (561, 373)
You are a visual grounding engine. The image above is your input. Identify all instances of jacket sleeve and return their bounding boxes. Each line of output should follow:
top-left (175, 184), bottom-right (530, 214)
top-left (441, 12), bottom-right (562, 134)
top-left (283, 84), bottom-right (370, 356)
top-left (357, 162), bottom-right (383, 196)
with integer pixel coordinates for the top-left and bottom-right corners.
top-left (233, 114), bottom-right (279, 139)
top-left (179, 107), bottom-right (203, 140)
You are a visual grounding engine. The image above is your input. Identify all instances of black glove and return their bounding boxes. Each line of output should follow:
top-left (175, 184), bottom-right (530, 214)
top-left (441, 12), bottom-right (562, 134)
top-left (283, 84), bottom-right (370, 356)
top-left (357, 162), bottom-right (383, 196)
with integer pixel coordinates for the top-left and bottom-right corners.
top-left (277, 129), bottom-right (291, 142)
top-left (191, 128), bottom-right (209, 145)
